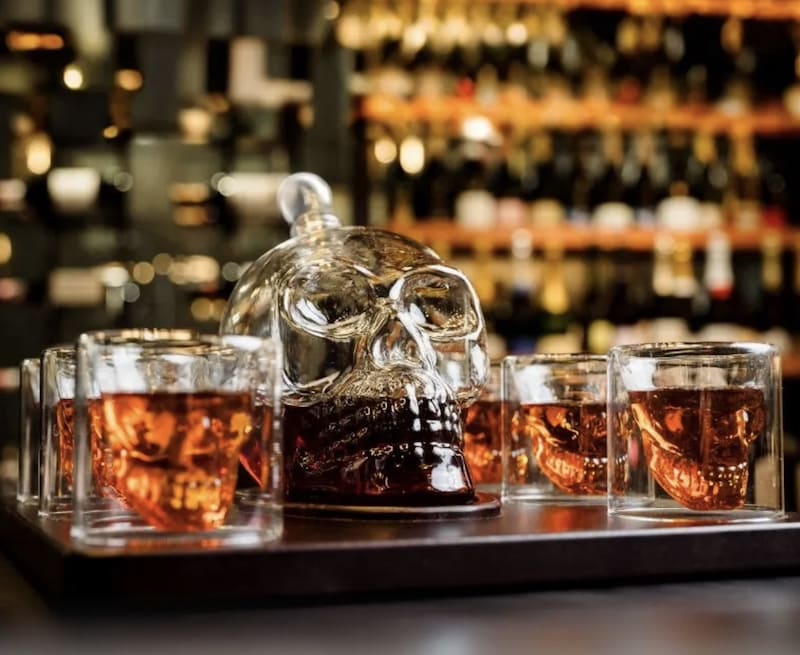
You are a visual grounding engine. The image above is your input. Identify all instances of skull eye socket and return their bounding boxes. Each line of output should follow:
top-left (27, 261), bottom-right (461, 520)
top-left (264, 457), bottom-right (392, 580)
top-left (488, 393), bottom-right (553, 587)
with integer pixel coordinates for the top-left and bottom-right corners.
top-left (401, 271), bottom-right (480, 337)
top-left (286, 267), bottom-right (374, 336)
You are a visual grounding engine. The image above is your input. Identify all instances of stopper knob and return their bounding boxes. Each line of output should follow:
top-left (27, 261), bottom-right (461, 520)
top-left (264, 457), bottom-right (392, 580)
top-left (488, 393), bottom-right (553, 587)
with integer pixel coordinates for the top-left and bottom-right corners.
top-left (277, 172), bottom-right (340, 236)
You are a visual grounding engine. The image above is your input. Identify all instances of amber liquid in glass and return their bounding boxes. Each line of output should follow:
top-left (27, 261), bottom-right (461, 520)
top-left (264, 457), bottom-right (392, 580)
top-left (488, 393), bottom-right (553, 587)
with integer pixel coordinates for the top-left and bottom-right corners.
top-left (462, 399), bottom-right (503, 485)
top-left (462, 399), bottom-right (530, 487)
top-left (516, 401), bottom-right (608, 495)
top-left (101, 391), bottom-right (253, 531)
top-left (54, 398), bottom-right (117, 496)
top-left (284, 395), bottom-right (474, 505)
top-left (54, 398), bottom-right (75, 487)
top-left (88, 398), bottom-right (115, 495)
top-left (629, 387), bottom-right (766, 511)
top-left (238, 404), bottom-right (273, 489)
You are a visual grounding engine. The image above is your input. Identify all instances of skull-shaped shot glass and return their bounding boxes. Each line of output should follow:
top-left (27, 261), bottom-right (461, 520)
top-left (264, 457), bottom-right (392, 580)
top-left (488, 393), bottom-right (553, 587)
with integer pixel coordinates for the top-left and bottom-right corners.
top-left (221, 173), bottom-right (491, 512)
top-left (70, 330), bottom-right (283, 549)
top-left (502, 354), bottom-right (609, 504)
top-left (608, 342), bottom-right (784, 522)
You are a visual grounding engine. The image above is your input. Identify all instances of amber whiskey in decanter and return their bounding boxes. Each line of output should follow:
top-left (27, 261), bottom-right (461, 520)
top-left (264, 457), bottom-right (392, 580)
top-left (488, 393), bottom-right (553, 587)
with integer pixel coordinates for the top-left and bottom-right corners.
top-left (284, 395), bottom-right (474, 505)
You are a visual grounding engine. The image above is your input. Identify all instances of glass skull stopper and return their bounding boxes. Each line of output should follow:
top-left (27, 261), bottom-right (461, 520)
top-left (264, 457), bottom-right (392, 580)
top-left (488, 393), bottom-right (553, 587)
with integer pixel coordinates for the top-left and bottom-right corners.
top-left (221, 173), bottom-right (489, 507)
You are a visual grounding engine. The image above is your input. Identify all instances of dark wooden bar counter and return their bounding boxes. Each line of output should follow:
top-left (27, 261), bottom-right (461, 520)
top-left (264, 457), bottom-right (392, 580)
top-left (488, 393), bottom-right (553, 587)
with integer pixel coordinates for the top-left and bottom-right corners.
top-left (3, 495), bottom-right (800, 607)
top-left (3, 494), bottom-right (800, 653)
top-left (2, 547), bottom-right (800, 654)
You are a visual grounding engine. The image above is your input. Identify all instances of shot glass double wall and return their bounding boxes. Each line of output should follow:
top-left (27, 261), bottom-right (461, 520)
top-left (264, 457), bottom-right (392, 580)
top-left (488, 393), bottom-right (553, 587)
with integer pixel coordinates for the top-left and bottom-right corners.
top-left (502, 355), bottom-right (608, 503)
top-left (39, 346), bottom-right (76, 516)
top-left (71, 330), bottom-right (283, 548)
top-left (608, 342), bottom-right (784, 522)
top-left (17, 358), bottom-right (40, 505)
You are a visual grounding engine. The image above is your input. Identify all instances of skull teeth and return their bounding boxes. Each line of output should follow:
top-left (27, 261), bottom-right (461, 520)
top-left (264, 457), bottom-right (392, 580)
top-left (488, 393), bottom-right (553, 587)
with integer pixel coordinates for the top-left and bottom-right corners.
top-left (534, 438), bottom-right (608, 496)
top-left (642, 439), bottom-right (749, 511)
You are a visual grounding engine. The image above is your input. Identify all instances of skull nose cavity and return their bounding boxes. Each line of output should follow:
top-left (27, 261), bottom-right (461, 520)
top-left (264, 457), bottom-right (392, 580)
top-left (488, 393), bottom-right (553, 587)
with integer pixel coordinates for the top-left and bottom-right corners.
top-left (370, 314), bottom-right (425, 368)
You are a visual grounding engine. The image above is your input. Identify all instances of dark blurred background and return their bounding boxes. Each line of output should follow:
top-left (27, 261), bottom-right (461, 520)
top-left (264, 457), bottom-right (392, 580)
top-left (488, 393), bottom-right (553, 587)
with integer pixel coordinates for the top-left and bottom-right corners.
top-left (0, 0), bottom-right (352, 473)
top-left (1, 0), bottom-right (800, 504)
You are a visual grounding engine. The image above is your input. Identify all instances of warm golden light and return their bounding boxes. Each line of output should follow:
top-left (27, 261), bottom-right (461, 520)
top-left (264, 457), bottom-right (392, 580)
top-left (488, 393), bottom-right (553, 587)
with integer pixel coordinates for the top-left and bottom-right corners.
top-left (462, 116), bottom-right (494, 142)
top-left (47, 168), bottom-right (101, 214)
top-left (0, 233), bottom-right (12, 265)
top-left (216, 175), bottom-right (235, 197)
top-left (211, 299), bottom-right (227, 321)
top-left (190, 297), bottom-right (213, 322)
top-left (399, 136), bottom-right (425, 175)
top-left (115, 69), bottom-right (143, 92)
top-left (25, 134), bottom-right (52, 175)
top-left (39, 34), bottom-right (64, 49)
top-left (506, 22), bottom-right (529, 47)
top-left (97, 263), bottom-right (129, 288)
top-left (323, 1), bottom-right (340, 21)
top-left (152, 253), bottom-right (173, 276)
top-left (103, 125), bottom-right (119, 139)
top-left (63, 64), bottom-right (84, 90)
top-left (6, 31), bottom-right (64, 51)
top-left (7, 32), bottom-right (40, 51)
top-left (374, 137), bottom-right (397, 164)
top-left (178, 107), bottom-right (213, 144)
top-left (402, 24), bottom-right (427, 55)
top-left (132, 262), bottom-right (155, 285)
top-left (184, 256), bottom-right (220, 284)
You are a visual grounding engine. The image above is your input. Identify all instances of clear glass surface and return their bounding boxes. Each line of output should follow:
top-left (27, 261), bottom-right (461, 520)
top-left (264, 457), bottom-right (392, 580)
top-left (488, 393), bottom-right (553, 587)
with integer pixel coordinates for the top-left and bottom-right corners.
top-left (70, 329), bottom-right (282, 549)
top-left (16, 358), bottom-right (40, 505)
top-left (220, 173), bottom-right (489, 507)
top-left (39, 345), bottom-right (76, 517)
top-left (607, 342), bottom-right (784, 522)
top-left (502, 354), bottom-right (608, 504)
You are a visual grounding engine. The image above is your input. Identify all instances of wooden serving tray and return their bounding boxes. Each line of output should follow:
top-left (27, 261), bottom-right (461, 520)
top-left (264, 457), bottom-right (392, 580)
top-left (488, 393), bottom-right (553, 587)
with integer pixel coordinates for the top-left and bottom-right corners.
top-left (2, 495), bottom-right (800, 608)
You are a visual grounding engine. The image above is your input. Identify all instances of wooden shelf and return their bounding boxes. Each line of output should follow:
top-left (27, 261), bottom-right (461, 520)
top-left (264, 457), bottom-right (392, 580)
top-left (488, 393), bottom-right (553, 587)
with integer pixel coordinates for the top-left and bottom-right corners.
top-left (386, 220), bottom-right (800, 253)
top-left (471, 0), bottom-right (800, 21)
top-left (361, 96), bottom-right (800, 137)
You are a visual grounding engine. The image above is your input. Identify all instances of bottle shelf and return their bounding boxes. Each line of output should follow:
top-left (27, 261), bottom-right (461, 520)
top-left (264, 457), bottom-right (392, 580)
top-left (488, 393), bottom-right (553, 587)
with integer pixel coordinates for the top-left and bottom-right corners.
top-left (361, 96), bottom-right (800, 137)
top-left (473, 0), bottom-right (800, 21)
top-left (386, 220), bottom-right (800, 253)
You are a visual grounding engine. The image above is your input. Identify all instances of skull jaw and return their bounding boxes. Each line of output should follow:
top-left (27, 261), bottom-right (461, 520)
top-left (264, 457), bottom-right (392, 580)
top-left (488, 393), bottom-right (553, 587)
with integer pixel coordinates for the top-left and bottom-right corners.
top-left (116, 456), bottom-right (239, 531)
top-left (534, 438), bottom-right (608, 496)
top-left (642, 438), bottom-right (750, 511)
top-left (516, 402), bottom-right (608, 496)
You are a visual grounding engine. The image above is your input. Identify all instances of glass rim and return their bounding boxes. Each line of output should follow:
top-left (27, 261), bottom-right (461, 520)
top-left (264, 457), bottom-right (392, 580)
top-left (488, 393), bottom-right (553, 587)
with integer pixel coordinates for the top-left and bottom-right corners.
top-left (503, 353), bottom-right (607, 367)
top-left (78, 329), bottom-right (277, 353)
top-left (608, 341), bottom-right (778, 360)
top-left (41, 343), bottom-right (75, 359)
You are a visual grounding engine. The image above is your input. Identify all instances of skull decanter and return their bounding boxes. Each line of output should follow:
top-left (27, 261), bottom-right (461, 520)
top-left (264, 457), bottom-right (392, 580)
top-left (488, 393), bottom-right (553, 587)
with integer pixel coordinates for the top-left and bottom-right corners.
top-left (221, 173), bottom-right (489, 507)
